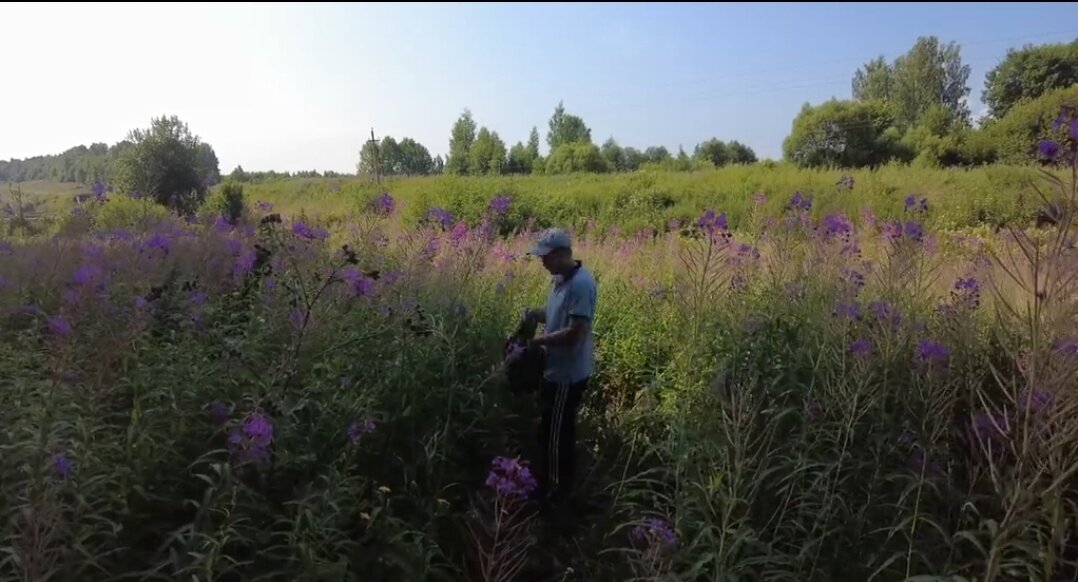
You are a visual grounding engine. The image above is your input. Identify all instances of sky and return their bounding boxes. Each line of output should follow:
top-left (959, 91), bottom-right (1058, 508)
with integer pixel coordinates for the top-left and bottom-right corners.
top-left (1, 2), bottom-right (1077, 173)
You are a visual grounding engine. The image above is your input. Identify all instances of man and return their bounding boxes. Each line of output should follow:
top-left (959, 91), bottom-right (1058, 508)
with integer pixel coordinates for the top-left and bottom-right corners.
top-left (512, 227), bottom-right (597, 510)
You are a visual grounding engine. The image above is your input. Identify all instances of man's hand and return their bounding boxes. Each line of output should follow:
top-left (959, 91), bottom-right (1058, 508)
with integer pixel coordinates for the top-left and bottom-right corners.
top-left (504, 341), bottom-right (525, 364)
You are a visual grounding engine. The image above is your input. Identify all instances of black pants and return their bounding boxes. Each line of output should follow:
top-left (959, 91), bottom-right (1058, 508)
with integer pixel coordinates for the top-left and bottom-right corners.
top-left (537, 377), bottom-right (588, 504)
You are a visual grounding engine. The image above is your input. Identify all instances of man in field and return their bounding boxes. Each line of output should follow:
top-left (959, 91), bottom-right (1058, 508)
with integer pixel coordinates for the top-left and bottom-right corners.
top-left (513, 227), bottom-right (598, 513)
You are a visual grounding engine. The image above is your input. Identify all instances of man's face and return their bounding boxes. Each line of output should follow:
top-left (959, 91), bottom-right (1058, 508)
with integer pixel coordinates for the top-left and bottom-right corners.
top-left (540, 251), bottom-right (558, 274)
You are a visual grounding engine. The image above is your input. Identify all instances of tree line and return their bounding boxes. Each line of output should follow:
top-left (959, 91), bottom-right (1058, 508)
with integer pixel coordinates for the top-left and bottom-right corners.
top-left (357, 101), bottom-right (759, 178)
top-left (785, 37), bottom-right (1078, 168)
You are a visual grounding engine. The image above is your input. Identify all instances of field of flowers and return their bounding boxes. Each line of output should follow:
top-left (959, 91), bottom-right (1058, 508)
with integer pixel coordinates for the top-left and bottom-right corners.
top-left (0, 130), bottom-right (1075, 581)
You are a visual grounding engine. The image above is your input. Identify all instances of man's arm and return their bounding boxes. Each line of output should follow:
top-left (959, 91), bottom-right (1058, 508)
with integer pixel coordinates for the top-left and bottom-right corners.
top-left (532, 315), bottom-right (589, 348)
top-left (524, 307), bottom-right (546, 325)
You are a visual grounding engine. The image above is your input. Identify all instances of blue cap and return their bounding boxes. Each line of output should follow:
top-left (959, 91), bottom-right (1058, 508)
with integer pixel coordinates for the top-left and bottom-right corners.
top-left (529, 228), bottom-right (572, 256)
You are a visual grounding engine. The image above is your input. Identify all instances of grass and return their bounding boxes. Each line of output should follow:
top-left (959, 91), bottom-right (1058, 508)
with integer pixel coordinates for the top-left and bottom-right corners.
top-left (235, 163), bottom-right (1054, 236)
top-left (0, 158), bottom-right (1074, 580)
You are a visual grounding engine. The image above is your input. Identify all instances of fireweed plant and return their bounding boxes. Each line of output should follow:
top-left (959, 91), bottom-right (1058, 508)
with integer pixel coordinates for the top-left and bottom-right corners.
top-left (0, 118), bottom-right (1075, 581)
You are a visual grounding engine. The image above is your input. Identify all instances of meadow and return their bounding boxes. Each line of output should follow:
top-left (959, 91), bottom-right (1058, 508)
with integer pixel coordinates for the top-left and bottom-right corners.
top-left (0, 154), bottom-right (1076, 581)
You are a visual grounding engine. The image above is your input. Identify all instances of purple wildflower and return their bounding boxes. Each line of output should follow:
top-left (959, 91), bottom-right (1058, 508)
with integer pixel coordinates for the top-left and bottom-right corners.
top-left (234, 249), bottom-right (257, 277)
top-left (1052, 337), bottom-right (1077, 357)
top-left (696, 208), bottom-right (729, 238)
top-left (0, 241), bottom-right (12, 255)
top-left (823, 213), bottom-right (853, 239)
top-left (832, 301), bottom-right (863, 321)
top-left (52, 452), bottom-right (73, 479)
top-left (427, 207), bottom-right (453, 229)
top-left (868, 300), bottom-right (902, 328)
top-left (1071, 118), bottom-right (1078, 141)
top-left (347, 419), bottom-right (377, 444)
top-left (144, 233), bottom-right (170, 256)
top-left (1018, 389), bottom-right (1054, 415)
top-left (972, 412), bottom-right (1010, 445)
top-left (132, 296), bottom-right (149, 311)
top-left (882, 220), bottom-right (903, 243)
top-left (72, 264), bottom-right (102, 286)
top-left (484, 456), bottom-right (538, 500)
top-left (753, 192), bottom-right (767, 205)
top-left (189, 290), bottom-right (208, 307)
top-left (806, 400), bottom-right (823, 422)
top-left (292, 221), bottom-right (329, 241)
top-left (210, 401), bottom-right (231, 426)
top-left (91, 181), bottom-right (105, 198)
top-left (903, 221), bottom-right (924, 243)
top-left (289, 309), bottom-right (305, 329)
top-left (449, 221), bottom-right (469, 245)
top-left (341, 266), bottom-right (376, 297)
top-left (239, 411), bottom-right (273, 465)
top-left (952, 277), bottom-right (981, 308)
top-left (49, 316), bottom-right (72, 337)
top-left (372, 192), bottom-right (395, 215)
top-left (489, 195), bottom-right (512, 215)
top-left (1039, 140), bottom-right (1060, 161)
top-left (850, 338), bottom-right (873, 357)
top-left (788, 191), bottom-right (812, 212)
top-left (842, 268), bottom-right (865, 292)
top-left (907, 450), bottom-right (943, 477)
top-left (631, 517), bottom-right (678, 551)
top-left (916, 339), bottom-right (950, 367)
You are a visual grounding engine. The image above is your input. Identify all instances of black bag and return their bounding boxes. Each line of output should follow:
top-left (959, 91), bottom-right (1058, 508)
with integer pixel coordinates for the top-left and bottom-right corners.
top-left (504, 314), bottom-right (545, 394)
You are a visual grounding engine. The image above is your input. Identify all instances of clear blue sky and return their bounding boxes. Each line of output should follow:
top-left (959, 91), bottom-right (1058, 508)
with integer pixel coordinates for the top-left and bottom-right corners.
top-left (2, 2), bottom-right (1077, 173)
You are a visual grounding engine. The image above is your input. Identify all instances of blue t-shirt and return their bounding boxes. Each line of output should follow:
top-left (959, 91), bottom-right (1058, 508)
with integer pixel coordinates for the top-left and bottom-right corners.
top-left (543, 262), bottom-right (597, 384)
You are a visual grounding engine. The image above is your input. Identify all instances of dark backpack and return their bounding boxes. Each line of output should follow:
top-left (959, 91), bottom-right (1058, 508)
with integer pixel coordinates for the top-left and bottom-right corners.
top-left (504, 316), bottom-right (545, 394)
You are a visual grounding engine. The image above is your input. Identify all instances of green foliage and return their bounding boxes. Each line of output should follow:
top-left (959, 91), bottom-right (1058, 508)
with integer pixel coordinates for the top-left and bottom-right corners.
top-left (852, 56), bottom-right (893, 102)
top-left (112, 115), bottom-right (218, 214)
top-left (544, 142), bottom-right (610, 175)
top-left (982, 85), bottom-right (1078, 164)
top-left (446, 109), bottom-right (477, 175)
top-left (207, 180), bottom-right (246, 224)
top-left (0, 142), bottom-right (124, 184)
top-left (358, 136), bottom-right (435, 177)
top-left (469, 128), bottom-right (507, 176)
top-left (90, 194), bottom-right (171, 231)
top-left (693, 139), bottom-right (758, 167)
top-left (784, 99), bottom-right (900, 168)
top-left (983, 40), bottom-right (1078, 120)
top-left (546, 101), bottom-right (592, 150)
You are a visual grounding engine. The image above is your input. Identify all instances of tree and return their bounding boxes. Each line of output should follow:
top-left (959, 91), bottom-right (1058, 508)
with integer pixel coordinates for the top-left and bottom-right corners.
top-left (229, 165), bottom-right (248, 182)
top-left (890, 37), bottom-right (970, 129)
top-left (983, 40), bottom-right (1078, 120)
top-left (694, 139), bottom-right (729, 167)
top-left (527, 127), bottom-right (541, 160)
top-left (600, 138), bottom-right (624, 170)
top-left (507, 142), bottom-right (532, 174)
top-left (397, 138), bottom-right (434, 175)
top-left (446, 109), bottom-right (477, 175)
top-left (432, 155), bottom-right (445, 174)
top-left (852, 36), bottom-right (971, 130)
top-left (726, 141), bottom-right (758, 164)
top-left (621, 147), bottom-right (645, 171)
top-left (643, 146), bottom-right (671, 164)
top-left (783, 99), bottom-right (900, 168)
top-left (357, 139), bottom-right (381, 176)
top-left (544, 142), bottom-right (610, 174)
top-left (468, 127), bottom-right (506, 175)
top-left (113, 115), bottom-right (212, 213)
top-left (547, 101), bottom-right (592, 150)
top-left (196, 142), bottom-right (221, 187)
top-left (852, 56), bottom-right (893, 102)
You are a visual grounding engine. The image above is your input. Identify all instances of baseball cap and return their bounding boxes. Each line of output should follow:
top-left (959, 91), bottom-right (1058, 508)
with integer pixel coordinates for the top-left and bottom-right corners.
top-left (529, 228), bottom-right (572, 256)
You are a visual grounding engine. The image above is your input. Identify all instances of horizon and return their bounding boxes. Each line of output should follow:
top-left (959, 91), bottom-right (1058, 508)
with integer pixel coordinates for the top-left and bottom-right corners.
top-left (1, 2), bottom-right (1076, 174)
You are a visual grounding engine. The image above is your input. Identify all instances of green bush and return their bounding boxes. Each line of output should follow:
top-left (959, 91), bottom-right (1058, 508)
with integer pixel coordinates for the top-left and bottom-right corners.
top-left (981, 85), bottom-right (1078, 164)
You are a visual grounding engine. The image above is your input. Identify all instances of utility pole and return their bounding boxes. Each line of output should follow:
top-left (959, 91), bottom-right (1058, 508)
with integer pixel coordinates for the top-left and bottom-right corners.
top-left (366, 128), bottom-right (381, 184)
